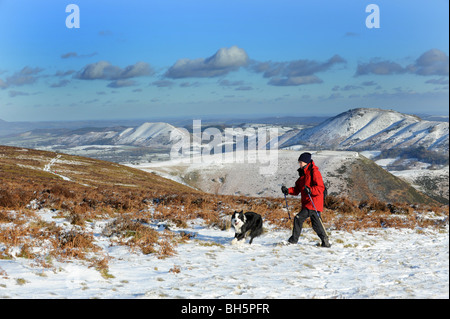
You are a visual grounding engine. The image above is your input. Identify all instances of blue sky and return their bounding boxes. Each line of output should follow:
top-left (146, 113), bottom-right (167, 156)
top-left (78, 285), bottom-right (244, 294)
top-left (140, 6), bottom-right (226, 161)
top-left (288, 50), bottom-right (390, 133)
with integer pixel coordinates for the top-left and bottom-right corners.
top-left (0, 0), bottom-right (448, 121)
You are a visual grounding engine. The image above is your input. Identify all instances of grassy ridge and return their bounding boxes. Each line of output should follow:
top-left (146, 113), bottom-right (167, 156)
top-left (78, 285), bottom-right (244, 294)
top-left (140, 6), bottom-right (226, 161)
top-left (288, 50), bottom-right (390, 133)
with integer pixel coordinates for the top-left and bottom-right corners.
top-left (348, 156), bottom-right (437, 205)
top-left (0, 145), bottom-right (199, 210)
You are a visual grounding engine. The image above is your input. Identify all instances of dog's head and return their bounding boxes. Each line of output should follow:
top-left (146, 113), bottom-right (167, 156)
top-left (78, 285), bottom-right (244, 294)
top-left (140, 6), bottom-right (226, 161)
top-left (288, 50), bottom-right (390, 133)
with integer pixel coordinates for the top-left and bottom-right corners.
top-left (231, 210), bottom-right (245, 228)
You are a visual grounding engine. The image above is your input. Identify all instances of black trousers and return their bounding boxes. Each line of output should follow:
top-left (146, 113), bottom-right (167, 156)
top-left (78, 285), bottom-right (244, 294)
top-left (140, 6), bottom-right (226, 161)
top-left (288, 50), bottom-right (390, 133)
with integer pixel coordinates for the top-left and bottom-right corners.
top-left (288, 208), bottom-right (328, 244)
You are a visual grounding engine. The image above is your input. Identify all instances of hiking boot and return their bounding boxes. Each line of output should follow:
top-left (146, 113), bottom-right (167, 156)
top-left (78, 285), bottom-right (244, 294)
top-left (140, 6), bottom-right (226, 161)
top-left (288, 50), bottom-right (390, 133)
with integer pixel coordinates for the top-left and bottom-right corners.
top-left (321, 237), bottom-right (331, 248)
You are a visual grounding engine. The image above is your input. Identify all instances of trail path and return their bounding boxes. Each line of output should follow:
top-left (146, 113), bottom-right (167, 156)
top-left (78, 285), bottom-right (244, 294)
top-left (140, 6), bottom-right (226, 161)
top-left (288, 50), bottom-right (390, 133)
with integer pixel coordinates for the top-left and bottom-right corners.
top-left (43, 154), bottom-right (71, 181)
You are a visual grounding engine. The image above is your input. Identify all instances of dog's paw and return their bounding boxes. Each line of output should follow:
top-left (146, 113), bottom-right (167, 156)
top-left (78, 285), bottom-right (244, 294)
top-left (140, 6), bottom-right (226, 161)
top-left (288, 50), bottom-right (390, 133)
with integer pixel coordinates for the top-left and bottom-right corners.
top-left (231, 238), bottom-right (245, 245)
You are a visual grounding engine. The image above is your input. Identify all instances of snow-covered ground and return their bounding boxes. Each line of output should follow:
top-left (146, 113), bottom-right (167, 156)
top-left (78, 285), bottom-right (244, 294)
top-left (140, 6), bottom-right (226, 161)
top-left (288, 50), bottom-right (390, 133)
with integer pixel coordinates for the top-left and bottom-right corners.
top-left (1, 207), bottom-right (448, 299)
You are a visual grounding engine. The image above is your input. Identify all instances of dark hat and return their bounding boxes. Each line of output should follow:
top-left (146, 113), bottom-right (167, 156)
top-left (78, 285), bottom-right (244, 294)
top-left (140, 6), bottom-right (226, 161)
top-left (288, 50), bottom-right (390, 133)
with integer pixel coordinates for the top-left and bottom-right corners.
top-left (298, 152), bottom-right (312, 163)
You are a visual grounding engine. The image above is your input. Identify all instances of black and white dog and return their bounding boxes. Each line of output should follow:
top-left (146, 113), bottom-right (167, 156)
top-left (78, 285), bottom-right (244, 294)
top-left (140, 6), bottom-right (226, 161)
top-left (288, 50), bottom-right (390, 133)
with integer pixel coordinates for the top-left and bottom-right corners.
top-left (231, 211), bottom-right (263, 245)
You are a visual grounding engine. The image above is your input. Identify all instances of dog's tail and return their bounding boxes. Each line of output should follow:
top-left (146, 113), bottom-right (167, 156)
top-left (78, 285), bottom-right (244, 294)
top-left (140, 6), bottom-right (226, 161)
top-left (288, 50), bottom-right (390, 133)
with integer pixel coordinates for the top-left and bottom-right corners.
top-left (252, 226), bottom-right (263, 238)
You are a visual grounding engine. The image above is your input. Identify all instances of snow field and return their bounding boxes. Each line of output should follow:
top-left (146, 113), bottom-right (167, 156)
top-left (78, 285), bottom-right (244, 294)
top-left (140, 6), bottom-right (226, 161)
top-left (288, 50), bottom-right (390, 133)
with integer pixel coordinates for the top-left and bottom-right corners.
top-left (0, 207), bottom-right (448, 299)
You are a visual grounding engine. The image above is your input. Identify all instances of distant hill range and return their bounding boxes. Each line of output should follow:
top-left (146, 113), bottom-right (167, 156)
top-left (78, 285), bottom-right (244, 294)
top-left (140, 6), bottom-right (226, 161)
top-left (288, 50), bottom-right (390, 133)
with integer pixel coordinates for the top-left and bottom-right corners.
top-left (0, 122), bottom-right (189, 163)
top-left (0, 115), bottom-right (329, 137)
top-left (1, 108), bottom-right (448, 166)
top-left (1, 109), bottom-right (448, 153)
top-left (48, 122), bottom-right (185, 148)
top-left (279, 108), bottom-right (449, 153)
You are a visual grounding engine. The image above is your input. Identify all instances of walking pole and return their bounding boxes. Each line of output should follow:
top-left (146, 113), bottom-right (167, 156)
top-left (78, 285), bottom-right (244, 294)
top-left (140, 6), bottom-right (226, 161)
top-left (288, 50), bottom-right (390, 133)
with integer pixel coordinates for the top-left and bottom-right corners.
top-left (307, 192), bottom-right (320, 217)
top-left (307, 192), bottom-right (328, 237)
top-left (284, 193), bottom-right (291, 220)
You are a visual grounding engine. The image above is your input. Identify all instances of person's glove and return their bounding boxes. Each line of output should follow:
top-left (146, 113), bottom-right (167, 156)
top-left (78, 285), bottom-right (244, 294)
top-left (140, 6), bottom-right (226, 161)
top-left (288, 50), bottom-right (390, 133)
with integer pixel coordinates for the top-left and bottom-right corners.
top-left (281, 186), bottom-right (289, 195)
top-left (304, 186), bottom-right (311, 195)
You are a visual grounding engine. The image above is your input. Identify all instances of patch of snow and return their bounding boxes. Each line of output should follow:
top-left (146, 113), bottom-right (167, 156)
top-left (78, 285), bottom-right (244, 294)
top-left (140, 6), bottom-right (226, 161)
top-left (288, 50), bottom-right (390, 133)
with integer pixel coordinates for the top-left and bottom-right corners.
top-left (360, 150), bottom-right (382, 159)
top-left (375, 157), bottom-right (399, 168)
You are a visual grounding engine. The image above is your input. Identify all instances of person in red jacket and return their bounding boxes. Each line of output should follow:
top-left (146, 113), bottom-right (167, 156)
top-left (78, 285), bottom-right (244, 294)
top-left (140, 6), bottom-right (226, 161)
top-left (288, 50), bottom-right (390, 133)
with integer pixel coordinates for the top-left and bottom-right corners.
top-left (281, 152), bottom-right (331, 247)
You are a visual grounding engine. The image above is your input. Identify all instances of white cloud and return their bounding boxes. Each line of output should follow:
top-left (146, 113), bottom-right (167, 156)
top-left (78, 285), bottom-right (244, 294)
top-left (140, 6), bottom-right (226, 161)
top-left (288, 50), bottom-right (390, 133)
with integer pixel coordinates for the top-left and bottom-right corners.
top-left (415, 49), bottom-right (449, 76)
top-left (75, 61), bottom-right (153, 81)
top-left (165, 46), bottom-right (249, 78)
top-left (3, 66), bottom-right (44, 88)
top-left (268, 75), bottom-right (323, 86)
top-left (251, 55), bottom-right (346, 86)
top-left (356, 49), bottom-right (449, 77)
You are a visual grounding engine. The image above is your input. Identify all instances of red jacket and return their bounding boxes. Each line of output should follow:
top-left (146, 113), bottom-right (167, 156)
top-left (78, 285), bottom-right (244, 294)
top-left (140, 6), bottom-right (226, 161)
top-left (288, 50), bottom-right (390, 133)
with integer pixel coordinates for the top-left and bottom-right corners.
top-left (288, 161), bottom-right (325, 212)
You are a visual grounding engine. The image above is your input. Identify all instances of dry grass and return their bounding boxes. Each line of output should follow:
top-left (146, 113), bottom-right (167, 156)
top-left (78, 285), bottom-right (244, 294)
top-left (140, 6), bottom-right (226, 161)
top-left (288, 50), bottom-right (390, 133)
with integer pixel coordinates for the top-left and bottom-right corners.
top-left (0, 209), bottom-right (99, 265)
top-left (323, 195), bottom-right (448, 232)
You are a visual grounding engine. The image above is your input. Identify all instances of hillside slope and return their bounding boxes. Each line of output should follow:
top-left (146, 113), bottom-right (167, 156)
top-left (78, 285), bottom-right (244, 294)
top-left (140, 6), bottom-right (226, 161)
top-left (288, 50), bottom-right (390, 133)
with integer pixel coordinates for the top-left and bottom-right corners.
top-left (0, 145), bottom-right (198, 212)
top-left (279, 108), bottom-right (449, 152)
top-left (114, 122), bottom-right (185, 146)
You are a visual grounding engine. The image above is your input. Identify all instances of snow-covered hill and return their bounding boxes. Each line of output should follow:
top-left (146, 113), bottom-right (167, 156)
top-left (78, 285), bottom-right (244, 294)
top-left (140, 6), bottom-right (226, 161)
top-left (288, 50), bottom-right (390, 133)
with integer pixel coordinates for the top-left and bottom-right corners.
top-left (0, 122), bottom-right (189, 163)
top-left (55, 122), bottom-right (185, 147)
top-left (279, 108), bottom-right (449, 153)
